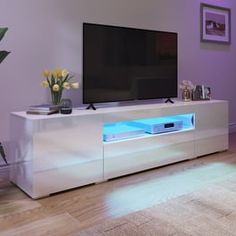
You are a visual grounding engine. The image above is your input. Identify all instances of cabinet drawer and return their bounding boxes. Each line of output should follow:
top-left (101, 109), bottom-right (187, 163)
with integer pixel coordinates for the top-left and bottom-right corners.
top-left (104, 130), bottom-right (195, 179)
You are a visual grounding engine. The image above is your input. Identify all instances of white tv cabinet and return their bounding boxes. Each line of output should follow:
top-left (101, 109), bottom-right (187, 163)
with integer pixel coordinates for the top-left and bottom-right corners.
top-left (10, 100), bottom-right (228, 199)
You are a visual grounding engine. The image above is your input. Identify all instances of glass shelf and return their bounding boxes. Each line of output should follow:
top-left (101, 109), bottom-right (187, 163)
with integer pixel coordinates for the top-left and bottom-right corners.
top-left (103, 113), bottom-right (195, 143)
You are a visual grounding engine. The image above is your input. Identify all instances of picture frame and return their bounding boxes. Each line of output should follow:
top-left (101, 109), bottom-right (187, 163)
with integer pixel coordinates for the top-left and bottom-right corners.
top-left (192, 85), bottom-right (211, 101)
top-left (200, 3), bottom-right (231, 44)
top-left (203, 86), bottom-right (211, 100)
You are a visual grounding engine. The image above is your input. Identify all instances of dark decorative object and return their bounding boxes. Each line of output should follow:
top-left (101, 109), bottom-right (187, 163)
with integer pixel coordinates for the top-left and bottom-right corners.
top-left (60, 99), bottom-right (72, 114)
top-left (201, 3), bottom-right (231, 44)
top-left (192, 86), bottom-right (202, 100)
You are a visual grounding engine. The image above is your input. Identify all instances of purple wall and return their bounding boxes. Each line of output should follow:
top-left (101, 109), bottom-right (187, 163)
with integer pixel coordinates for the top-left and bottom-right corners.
top-left (1, 0), bottom-right (236, 143)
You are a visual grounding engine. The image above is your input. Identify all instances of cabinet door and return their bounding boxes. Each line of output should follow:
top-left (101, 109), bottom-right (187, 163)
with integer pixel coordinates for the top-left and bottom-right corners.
top-left (31, 114), bottom-right (104, 198)
top-left (194, 101), bottom-right (228, 157)
top-left (11, 113), bottom-right (104, 199)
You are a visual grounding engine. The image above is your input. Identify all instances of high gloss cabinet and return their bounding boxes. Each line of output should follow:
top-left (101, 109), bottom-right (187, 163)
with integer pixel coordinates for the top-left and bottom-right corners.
top-left (10, 100), bottom-right (228, 198)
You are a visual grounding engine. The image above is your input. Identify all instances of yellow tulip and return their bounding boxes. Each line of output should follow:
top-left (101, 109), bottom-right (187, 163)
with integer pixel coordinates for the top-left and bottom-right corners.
top-left (70, 82), bottom-right (79, 89)
top-left (41, 68), bottom-right (78, 98)
top-left (62, 69), bottom-right (69, 78)
top-left (52, 84), bottom-right (60, 92)
top-left (52, 69), bottom-right (58, 79)
top-left (57, 69), bottom-right (63, 79)
top-left (41, 80), bottom-right (49, 88)
top-left (63, 82), bottom-right (70, 90)
top-left (43, 70), bottom-right (50, 78)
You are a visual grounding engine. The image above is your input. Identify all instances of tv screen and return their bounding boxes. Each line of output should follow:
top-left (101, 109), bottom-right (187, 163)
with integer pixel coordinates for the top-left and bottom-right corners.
top-left (83, 23), bottom-right (178, 105)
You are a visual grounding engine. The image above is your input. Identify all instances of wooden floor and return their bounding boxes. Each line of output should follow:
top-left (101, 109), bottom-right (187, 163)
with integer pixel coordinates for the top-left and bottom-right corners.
top-left (1, 133), bottom-right (236, 235)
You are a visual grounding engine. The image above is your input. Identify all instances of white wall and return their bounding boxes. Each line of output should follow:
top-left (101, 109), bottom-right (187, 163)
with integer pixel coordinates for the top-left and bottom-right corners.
top-left (1, 0), bottom-right (236, 143)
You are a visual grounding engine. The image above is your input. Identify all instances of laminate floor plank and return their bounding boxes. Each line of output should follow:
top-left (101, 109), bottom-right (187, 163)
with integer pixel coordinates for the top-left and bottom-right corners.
top-left (0, 213), bottom-right (80, 236)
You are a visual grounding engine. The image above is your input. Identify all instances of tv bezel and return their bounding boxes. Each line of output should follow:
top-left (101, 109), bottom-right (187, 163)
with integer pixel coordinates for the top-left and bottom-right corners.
top-left (83, 22), bottom-right (178, 107)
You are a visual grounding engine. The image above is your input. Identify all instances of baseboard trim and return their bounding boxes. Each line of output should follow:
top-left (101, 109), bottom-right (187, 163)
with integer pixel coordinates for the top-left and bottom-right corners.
top-left (0, 165), bottom-right (9, 180)
top-left (229, 123), bottom-right (236, 134)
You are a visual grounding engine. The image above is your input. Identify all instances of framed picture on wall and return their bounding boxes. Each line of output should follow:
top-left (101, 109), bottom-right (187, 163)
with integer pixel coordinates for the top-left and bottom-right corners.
top-left (200, 3), bottom-right (231, 44)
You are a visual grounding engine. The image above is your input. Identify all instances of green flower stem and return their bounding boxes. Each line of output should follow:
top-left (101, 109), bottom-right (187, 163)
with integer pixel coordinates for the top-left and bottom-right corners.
top-left (51, 89), bottom-right (63, 105)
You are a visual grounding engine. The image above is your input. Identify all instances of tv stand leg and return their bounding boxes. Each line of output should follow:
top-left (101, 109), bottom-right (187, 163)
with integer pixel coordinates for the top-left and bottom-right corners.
top-left (86, 104), bottom-right (97, 110)
top-left (164, 98), bottom-right (174, 104)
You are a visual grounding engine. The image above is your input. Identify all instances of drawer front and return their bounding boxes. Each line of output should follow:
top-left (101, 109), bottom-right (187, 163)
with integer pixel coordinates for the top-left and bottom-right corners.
top-left (33, 160), bottom-right (103, 198)
top-left (104, 130), bottom-right (195, 179)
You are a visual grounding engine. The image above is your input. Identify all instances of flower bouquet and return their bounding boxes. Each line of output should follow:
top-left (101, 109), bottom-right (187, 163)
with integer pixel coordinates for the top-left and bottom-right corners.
top-left (41, 68), bottom-right (79, 105)
top-left (179, 80), bottom-right (194, 91)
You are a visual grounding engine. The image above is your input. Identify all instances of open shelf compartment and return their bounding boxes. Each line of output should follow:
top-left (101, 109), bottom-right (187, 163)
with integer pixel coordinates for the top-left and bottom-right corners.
top-left (103, 113), bottom-right (195, 143)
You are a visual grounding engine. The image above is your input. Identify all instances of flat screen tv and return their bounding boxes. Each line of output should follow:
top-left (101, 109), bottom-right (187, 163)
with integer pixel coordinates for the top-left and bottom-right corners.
top-left (83, 23), bottom-right (178, 107)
